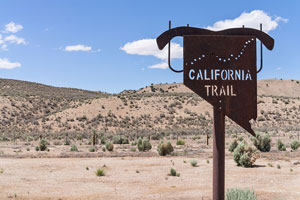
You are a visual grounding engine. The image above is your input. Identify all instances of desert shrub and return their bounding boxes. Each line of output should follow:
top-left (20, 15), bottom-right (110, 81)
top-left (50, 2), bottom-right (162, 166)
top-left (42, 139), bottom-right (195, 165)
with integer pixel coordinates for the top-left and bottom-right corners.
top-left (95, 168), bottom-right (105, 176)
top-left (39, 139), bottom-right (48, 151)
top-left (277, 164), bottom-right (281, 169)
top-left (190, 160), bottom-right (198, 167)
top-left (53, 141), bottom-right (61, 145)
top-left (100, 136), bottom-right (106, 144)
top-left (112, 135), bottom-right (129, 144)
top-left (70, 145), bottom-right (78, 152)
top-left (277, 139), bottom-right (286, 151)
top-left (151, 134), bottom-right (161, 140)
top-left (233, 142), bottom-right (258, 168)
top-left (226, 188), bottom-right (257, 200)
top-left (157, 141), bottom-right (174, 156)
top-left (267, 163), bottom-right (273, 167)
top-left (229, 139), bottom-right (238, 152)
top-left (0, 168), bottom-right (3, 174)
top-left (251, 133), bottom-right (271, 152)
top-left (89, 146), bottom-right (97, 152)
top-left (130, 147), bottom-right (136, 152)
top-left (112, 136), bottom-right (121, 144)
top-left (105, 142), bottom-right (114, 151)
top-left (131, 141), bottom-right (137, 146)
top-left (0, 136), bottom-right (9, 141)
top-left (64, 139), bottom-right (70, 145)
top-left (35, 146), bottom-right (40, 151)
top-left (64, 135), bottom-right (70, 145)
top-left (122, 137), bottom-right (129, 144)
top-left (137, 139), bottom-right (152, 152)
top-left (291, 140), bottom-right (300, 150)
top-left (26, 136), bottom-right (34, 142)
top-left (176, 139), bottom-right (185, 145)
top-left (170, 168), bottom-right (180, 177)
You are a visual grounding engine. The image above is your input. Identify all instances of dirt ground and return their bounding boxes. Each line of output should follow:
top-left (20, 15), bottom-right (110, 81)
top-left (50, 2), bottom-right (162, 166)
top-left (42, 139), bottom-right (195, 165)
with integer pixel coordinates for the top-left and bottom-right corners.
top-left (0, 155), bottom-right (300, 200)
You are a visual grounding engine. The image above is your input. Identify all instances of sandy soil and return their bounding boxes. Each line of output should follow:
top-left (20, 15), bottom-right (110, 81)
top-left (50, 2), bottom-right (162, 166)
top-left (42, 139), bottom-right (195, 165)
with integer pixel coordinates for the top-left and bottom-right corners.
top-left (1, 156), bottom-right (300, 200)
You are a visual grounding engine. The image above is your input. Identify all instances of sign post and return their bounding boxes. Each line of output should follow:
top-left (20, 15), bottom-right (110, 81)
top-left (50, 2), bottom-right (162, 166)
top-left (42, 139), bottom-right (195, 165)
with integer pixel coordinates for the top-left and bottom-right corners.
top-left (213, 107), bottom-right (225, 200)
top-left (156, 21), bottom-right (274, 200)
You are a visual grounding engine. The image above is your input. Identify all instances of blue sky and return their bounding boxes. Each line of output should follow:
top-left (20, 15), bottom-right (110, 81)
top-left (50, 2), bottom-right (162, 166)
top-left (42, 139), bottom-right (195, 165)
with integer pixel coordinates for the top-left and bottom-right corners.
top-left (0, 0), bottom-right (299, 93)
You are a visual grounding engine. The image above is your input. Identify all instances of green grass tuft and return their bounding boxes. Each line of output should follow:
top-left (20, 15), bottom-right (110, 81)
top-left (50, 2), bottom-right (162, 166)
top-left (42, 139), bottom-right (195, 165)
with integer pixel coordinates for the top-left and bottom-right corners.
top-left (95, 168), bottom-right (105, 176)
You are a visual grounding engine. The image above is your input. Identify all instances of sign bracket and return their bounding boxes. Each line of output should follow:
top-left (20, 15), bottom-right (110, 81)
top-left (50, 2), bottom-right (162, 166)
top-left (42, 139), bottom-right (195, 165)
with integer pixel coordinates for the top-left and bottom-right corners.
top-left (168, 20), bottom-right (184, 73)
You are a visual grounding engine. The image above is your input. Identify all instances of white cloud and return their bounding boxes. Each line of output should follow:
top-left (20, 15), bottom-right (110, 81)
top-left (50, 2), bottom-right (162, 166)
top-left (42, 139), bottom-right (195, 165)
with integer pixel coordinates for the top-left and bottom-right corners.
top-left (65, 44), bottom-right (92, 52)
top-left (0, 34), bottom-right (3, 45)
top-left (121, 39), bottom-right (182, 69)
top-left (0, 22), bottom-right (26, 51)
top-left (148, 62), bottom-right (169, 69)
top-left (121, 39), bottom-right (182, 61)
top-left (0, 58), bottom-right (21, 69)
top-left (5, 22), bottom-right (23, 33)
top-left (4, 35), bottom-right (26, 45)
top-left (1, 44), bottom-right (8, 51)
top-left (122, 10), bottom-right (286, 70)
top-left (207, 10), bottom-right (287, 32)
top-left (276, 67), bottom-right (281, 70)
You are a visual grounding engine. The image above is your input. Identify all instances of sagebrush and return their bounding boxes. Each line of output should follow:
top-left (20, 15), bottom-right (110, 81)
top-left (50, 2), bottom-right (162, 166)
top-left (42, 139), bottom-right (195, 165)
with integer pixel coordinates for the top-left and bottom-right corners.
top-left (226, 188), bottom-right (257, 200)
top-left (251, 133), bottom-right (271, 152)
top-left (233, 142), bottom-right (258, 168)
top-left (157, 141), bottom-right (174, 156)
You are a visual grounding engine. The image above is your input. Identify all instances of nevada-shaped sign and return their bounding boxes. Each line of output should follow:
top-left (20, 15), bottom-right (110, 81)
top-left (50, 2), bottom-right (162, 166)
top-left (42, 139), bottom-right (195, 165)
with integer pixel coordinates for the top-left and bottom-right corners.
top-left (156, 27), bottom-right (274, 136)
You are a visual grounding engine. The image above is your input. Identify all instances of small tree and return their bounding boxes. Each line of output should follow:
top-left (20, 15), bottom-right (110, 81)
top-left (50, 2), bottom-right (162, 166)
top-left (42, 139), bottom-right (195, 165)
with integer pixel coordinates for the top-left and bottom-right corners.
top-left (92, 130), bottom-right (98, 146)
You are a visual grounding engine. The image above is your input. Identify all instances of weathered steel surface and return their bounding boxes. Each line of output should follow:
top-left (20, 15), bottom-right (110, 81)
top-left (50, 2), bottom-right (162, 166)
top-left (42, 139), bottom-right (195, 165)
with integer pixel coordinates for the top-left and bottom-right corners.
top-left (183, 35), bottom-right (257, 136)
top-left (156, 24), bottom-right (275, 200)
top-left (156, 26), bottom-right (274, 51)
top-left (213, 107), bottom-right (225, 200)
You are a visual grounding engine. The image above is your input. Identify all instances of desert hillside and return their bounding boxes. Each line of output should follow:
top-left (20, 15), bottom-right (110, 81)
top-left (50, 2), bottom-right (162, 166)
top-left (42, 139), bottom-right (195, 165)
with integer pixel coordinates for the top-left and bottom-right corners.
top-left (0, 78), bottom-right (300, 140)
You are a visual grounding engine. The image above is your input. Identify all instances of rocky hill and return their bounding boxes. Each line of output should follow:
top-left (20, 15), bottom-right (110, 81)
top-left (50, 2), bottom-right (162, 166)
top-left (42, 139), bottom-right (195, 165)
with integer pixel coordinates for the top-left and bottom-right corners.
top-left (1, 78), bottom-right (300, 140)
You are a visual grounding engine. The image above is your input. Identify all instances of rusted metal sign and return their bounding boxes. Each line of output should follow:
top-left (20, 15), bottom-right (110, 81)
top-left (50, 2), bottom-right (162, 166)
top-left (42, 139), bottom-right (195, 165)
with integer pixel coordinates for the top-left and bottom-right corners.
top-left (156, 22), bottom-right (274, 200)
top-left (156, 25), bottom-right (274, 136)
top-left (184, 35), bottom-right (257, 135)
